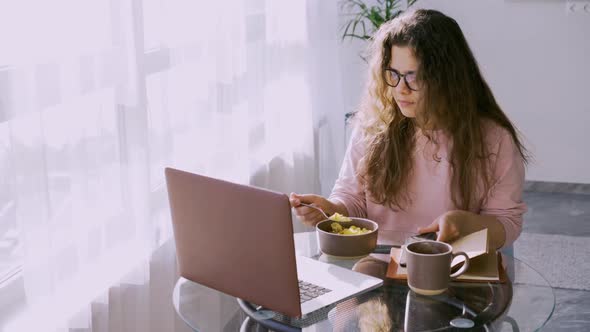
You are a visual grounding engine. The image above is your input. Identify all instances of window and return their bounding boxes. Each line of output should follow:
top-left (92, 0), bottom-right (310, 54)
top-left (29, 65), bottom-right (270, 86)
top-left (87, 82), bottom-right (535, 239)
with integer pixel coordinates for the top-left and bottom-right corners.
top-left (0, 2), bottom-right (326, 329)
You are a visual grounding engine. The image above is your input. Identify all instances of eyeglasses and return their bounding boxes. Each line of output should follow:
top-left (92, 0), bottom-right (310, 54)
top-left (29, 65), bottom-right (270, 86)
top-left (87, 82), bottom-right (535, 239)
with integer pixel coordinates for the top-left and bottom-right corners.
top-left (383, 68), bottom-right (420, 91)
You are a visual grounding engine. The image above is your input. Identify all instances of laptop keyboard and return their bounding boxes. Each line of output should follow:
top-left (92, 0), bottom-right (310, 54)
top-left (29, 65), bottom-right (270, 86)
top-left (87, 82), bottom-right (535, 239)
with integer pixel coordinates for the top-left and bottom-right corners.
top-left (298, 280), bottom-right (332, 303)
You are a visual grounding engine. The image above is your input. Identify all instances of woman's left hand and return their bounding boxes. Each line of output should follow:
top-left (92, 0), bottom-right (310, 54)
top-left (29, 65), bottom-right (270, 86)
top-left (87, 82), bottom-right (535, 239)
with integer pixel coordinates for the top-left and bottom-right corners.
top-left (417, 210), bottom-right (485, 244)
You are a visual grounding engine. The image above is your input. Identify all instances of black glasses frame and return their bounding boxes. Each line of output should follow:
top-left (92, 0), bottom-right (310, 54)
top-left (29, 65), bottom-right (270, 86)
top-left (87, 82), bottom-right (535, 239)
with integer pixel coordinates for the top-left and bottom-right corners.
top-left (383, 68), bottom-right (420, 91)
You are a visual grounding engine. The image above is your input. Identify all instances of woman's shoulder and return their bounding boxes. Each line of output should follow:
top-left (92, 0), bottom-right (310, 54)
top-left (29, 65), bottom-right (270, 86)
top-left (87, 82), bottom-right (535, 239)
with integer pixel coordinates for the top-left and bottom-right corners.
top-left (480, 118), bottom-right (515, 150)
top-left (479, 119), bottom-right (526, 170)
top-left (349, 122), bottom-right (381, 145)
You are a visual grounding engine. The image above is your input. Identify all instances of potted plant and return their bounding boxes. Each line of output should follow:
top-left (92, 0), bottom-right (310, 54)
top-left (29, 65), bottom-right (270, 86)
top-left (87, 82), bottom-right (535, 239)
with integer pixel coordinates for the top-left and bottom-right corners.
top-left (341, 0), bottom-right (418, 42)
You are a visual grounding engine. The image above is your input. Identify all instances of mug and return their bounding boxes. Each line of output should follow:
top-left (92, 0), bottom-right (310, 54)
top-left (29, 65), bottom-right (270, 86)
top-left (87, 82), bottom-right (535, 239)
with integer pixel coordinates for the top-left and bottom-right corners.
top-left (405, 240), bottom-right (470, 296)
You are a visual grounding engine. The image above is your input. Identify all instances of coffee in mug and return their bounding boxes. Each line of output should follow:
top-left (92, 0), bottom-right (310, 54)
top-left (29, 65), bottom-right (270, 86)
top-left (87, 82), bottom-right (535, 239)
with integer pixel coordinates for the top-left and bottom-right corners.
top-left (405, 240), bottom-right (470, 296)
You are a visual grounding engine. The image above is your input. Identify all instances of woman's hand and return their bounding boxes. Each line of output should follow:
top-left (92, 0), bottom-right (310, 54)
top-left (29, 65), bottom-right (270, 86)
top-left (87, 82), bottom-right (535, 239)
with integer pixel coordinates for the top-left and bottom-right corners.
top-left (417, 210), bottom-right (507, 250)
top-left (289, 193), bottom-right (343, 227)
top-left (416, 210), bottom-right (477, 244)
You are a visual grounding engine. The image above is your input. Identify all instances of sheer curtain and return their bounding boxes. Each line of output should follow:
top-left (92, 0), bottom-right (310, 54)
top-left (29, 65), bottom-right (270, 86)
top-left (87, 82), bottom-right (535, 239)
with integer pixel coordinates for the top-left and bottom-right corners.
top-left (0, 0), bottom-right (345, 331)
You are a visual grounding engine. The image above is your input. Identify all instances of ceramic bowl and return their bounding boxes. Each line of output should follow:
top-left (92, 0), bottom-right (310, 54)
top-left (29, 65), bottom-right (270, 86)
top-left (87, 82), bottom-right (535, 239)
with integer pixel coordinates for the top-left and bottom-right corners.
top-left (315, 217), bottom-right (378, 258)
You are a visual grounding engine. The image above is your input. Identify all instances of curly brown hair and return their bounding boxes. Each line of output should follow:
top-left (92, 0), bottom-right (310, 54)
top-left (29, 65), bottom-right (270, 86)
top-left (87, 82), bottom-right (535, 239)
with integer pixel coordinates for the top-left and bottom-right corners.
top-left (354, 9), bottom-right (529, 211)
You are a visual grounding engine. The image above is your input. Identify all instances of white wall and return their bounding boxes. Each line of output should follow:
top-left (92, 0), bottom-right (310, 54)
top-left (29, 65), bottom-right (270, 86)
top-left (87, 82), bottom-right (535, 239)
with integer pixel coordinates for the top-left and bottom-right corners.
top-left (336, 0), bottom-right (590, 184)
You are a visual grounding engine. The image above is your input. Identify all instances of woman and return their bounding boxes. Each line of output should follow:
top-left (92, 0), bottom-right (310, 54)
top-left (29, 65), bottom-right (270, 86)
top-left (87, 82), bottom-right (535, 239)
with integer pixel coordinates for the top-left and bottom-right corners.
top-left (290, 9), bottom-right (528, 250)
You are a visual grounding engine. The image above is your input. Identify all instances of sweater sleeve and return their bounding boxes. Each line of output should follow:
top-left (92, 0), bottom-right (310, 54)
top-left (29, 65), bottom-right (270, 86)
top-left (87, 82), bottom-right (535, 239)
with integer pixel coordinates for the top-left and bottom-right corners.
top-left (328, 128), bottom-right (368, 218)
top-left (480, 129), bottom-right (527, 249)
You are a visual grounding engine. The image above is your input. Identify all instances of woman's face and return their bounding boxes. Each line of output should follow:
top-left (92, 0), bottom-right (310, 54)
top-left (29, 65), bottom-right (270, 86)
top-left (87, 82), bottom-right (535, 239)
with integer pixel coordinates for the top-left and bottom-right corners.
top-left (387, 46), bottom-right (422, 118)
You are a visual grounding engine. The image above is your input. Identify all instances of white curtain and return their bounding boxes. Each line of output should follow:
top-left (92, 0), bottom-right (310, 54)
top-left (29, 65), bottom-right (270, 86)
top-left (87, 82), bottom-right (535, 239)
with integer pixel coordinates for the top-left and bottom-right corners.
top-left (0, 0), bottom-right (345, 331)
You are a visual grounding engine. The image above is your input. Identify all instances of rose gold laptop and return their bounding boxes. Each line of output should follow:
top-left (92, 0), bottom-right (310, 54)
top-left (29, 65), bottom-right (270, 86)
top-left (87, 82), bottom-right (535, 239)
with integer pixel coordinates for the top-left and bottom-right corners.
top-left (165, 167), bottom-right (382, 318)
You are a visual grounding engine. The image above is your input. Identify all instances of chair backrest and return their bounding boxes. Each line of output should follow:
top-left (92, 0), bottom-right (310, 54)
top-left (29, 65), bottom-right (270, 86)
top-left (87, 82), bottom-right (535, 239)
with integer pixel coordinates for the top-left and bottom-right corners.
top-left (344, 111), bottom-right (356, 145)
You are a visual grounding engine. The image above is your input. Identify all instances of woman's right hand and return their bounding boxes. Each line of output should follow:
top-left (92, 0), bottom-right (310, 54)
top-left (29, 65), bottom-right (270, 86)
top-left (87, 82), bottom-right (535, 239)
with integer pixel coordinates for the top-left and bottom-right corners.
top-left (289, 193), bottom-right (336, 227)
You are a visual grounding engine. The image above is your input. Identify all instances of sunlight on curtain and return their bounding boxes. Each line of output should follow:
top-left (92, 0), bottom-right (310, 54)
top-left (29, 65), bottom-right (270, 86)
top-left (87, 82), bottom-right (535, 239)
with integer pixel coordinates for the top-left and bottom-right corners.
top-left (0, 0), bottom-right (344, 331)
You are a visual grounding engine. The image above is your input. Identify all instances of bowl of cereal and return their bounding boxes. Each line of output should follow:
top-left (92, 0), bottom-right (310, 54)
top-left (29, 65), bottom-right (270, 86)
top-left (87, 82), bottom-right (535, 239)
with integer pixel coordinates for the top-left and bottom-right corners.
top-left (315, 213), bottom-right (378, 258)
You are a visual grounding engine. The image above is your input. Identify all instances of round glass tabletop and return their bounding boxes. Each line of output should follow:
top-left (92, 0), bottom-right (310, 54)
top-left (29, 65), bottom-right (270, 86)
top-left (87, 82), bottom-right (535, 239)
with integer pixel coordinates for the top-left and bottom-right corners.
top-left (173, 231), bottom-right (555, 332)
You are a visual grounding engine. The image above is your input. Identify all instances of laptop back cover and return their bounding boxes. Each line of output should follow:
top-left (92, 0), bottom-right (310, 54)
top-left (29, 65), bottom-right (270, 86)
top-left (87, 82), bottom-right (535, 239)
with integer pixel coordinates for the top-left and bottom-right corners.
top-left (165, 168), bottom-right (302, 317)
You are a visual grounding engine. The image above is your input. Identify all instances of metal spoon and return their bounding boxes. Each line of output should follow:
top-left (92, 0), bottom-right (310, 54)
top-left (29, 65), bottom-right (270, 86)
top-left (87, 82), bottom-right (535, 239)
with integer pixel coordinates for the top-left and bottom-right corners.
top-left (298, 202), bottom-right (330, 220)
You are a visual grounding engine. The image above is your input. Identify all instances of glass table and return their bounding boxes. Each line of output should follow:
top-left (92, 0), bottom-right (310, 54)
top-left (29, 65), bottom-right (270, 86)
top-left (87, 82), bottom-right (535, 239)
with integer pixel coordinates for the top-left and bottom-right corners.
top-left (173, 231), bottom-right (555, 331)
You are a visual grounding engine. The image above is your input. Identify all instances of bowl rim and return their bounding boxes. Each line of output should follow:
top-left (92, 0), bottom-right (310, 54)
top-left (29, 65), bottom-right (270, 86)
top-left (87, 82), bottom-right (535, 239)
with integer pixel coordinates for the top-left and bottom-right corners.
top-left (315, 217), bottom-right (379, 236)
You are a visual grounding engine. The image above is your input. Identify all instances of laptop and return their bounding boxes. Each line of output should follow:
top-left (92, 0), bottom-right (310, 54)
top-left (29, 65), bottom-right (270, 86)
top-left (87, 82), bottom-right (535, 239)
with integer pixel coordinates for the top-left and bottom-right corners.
top-left (165, 167), bottom-right (383, 318)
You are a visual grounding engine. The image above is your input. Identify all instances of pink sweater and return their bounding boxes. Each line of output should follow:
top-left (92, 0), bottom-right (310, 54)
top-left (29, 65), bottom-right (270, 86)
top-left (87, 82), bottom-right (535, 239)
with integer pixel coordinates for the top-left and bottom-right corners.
top-left (329, 123), bottom-right (527, 248)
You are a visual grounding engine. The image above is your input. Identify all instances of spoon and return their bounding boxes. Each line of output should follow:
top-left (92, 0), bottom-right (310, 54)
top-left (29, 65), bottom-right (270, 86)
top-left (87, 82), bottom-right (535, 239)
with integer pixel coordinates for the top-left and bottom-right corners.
top-left (298, 202), bottom-right (330, 220)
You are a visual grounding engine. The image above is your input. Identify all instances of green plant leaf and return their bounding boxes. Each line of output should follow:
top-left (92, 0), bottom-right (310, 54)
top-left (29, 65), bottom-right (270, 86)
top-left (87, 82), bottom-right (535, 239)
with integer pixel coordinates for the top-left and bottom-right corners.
top-left (343, 33), bottom-right (371, 41)
top-left (341, 8), bottom-right (370, 40)
top-left (344, 0), bottom-right (368, 12)
top-left (385, 0), bottom-right (401, 20)
top-left (367, 6), bottom-right (386, 29)
top-left (341, 19), bottom-right (355, 40)
top-left (344, 17), bottom-right (368, 41)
